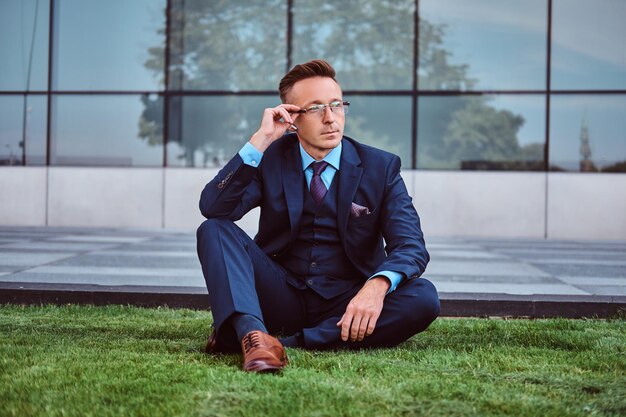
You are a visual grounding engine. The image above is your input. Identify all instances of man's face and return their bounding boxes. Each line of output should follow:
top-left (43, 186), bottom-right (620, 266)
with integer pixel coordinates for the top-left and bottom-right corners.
top-left (286, 76), bottom-right (345, 156)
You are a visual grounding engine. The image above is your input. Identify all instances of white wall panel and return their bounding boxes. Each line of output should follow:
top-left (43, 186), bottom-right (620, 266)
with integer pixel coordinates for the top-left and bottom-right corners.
top-left (0, 167), bottom-right (46, 226)
top-left (164, 168), bottom-right (216, 230)
top-left (547, 173), bottom-right (626, 239)
top-left (409, 171), bottom-right (547, 238)
top-left (164, 168), bottom-right (260, 236)
top-left (4, 167), bottom-right (626, 240)
top-left (47, 167), bottom-right (163, 228)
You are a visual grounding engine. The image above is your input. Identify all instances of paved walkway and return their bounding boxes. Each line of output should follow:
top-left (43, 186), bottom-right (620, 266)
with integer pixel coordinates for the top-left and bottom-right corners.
top-left (1, 226), bottom-right (625, 317)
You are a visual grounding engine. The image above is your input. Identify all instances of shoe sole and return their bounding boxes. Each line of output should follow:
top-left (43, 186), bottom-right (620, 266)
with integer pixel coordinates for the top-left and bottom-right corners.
top-left (243, 358), bottom-right (288, 373)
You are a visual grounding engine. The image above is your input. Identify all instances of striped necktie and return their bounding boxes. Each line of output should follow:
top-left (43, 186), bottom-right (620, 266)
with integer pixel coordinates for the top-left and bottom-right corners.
top-left (310, 161), bottom-right (329, 205)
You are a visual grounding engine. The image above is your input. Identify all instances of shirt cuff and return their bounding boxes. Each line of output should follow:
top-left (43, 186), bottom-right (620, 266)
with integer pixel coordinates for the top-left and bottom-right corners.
top-left (238, 142), bottom-right (263, 167)
top-left (368, 271), bottom-right (403, 294)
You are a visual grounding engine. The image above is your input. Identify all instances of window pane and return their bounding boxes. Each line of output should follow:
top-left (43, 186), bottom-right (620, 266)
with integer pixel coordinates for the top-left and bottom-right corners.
top-left (25, 95), bottom-right (47, 165)
top-left (0, 95), bottom-right (47, 165)
top-left (0, 96), bottom-right (26, 165)
top-left (292, 0), bottom-right (414, 90)
top-left (552, 0), bottom-right (626, 89)
top-left (419, 0), bottom-right (547, 91)
top-left (417, 95), bottom-right (546, 170)
top-left (550, 95), bottom-right (626, 172)
top-left (168, 0), bottom-right (286, 91)
top-left (344, 96), bottom-right (412, 166)
top-left (167, 96), bottom-right (277, 167)
top-left (51, 95), bottom-right (163, 166)
top-left (53, 0), bottom-right (165, 91)
top-left (0, 0), bottom-right (49, 91)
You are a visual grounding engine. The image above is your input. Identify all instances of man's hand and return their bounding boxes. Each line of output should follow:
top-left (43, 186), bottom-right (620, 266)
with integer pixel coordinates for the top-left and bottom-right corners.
top-left (336, 277), bottom-right (390, 342)
top-left (249, 104), bottom-right (302, 152)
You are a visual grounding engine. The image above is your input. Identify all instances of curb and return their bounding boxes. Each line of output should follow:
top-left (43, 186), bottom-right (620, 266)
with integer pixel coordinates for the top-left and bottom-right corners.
top-left (2, 282), bottom-right (625, 318)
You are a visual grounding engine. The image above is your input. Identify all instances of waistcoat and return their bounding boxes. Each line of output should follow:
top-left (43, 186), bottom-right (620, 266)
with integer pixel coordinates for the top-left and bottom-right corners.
top-left (281, 174), bottom-right (363, 299)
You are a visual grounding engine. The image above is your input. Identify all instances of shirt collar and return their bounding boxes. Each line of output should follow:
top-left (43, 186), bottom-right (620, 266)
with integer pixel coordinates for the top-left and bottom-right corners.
top-left (299, 141), bottom-right (342, 171)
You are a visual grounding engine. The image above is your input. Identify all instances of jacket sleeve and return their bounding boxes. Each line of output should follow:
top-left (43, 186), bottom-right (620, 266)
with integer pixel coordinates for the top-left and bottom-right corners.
top-left (199, 153), bottom-right (262, 221)
top-left (375, 155), bottom-right (430, 281)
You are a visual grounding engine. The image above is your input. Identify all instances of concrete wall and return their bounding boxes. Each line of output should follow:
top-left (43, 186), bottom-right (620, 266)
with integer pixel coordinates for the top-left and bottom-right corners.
top-left (163, 168), bottom-right (260, 232)
top-left (163, 168), bottom-right (216, 230)
top-left (547, 173), bottom-right (626, 240)
top-left (411, 171), bottom-right (546, 238)
top-left (0, 167), bottom-right (47, 226)
top-left (1, 167), bottom-right (625, 239)
top-left (47, 167), bottom-right (164, 228)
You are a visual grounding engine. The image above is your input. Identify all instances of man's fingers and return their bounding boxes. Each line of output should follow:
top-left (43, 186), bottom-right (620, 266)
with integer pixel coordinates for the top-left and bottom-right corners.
top-left (275, 104), bottom-right (301, 122)
top-left (349, 314), bottom-right (363, 342)
top-left (275, 107), bottom-right (294, 124)
top-left (340, 313), bottom-right (353, 342)
top-left (357, 317), bottom-right (369, 341)
top-left (280, 103), bottom-right (301, 112)
top-left (366, 315), bottom-right (378, 336)
top-left (271, 108), bottom-right (291, 125)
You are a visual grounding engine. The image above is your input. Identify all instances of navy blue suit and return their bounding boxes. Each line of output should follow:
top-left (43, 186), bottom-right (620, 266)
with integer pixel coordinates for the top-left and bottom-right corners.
top-left (197, 134), bottom-right (439, 350)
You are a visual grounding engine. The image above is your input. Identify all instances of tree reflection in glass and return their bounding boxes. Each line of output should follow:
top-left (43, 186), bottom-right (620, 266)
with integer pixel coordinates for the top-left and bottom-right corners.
top-left (293, 0), bottom-right (414, 90)
top-left (163, 0), bottom-right (287, 91)
top-left (418, 95), bottom-right (545, 170)
top-left (140, 0), bottom-right (548, 170)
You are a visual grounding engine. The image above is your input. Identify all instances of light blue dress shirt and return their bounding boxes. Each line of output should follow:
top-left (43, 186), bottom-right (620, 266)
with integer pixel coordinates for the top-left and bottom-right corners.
top-left (238, 141), bottom-right (403, 293)
top-left (299, 141), bottom-right (341, 189)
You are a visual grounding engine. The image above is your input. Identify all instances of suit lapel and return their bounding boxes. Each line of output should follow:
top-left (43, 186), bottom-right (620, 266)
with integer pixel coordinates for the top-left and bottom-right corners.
top-left (282, 140), bottom-right (304, 240)
top-left (337, 139), bottom-right (363, 244)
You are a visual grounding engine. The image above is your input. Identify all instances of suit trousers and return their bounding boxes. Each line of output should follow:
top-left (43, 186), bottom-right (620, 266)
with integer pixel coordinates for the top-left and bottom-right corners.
top-left (197, 218), bottom-right (440, 351)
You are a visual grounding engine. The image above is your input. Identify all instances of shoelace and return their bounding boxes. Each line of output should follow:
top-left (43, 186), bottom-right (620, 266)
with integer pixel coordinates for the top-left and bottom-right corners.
top-left (242, 332), bottom-right (261, 354)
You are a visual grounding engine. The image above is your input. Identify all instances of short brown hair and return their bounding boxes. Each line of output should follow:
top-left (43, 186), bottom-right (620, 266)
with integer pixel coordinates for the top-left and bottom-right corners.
top-left (279, 59), bottom-right (337, 103)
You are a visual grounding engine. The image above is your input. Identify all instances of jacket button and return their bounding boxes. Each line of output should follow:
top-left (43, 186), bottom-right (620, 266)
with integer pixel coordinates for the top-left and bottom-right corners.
top-left (311, 262), bottom-right (317, 268)
top-left (307, 279), bottom-right (313, 285)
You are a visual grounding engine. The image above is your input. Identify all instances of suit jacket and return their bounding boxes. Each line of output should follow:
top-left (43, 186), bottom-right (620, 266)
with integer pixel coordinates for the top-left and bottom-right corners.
top-left (199, 134), bottom-right (429, 284)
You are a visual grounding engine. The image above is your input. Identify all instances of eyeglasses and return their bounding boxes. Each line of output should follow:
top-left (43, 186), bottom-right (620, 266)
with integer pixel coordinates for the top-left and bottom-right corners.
top-left (293, 101), bottom-right (350, 116)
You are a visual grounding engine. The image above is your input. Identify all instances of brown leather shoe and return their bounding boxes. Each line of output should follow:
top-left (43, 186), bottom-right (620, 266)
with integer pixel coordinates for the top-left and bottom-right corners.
top-left (204, 329), bottom-right (219, 354)
top-left (241, 331), bottom-right (288, 373)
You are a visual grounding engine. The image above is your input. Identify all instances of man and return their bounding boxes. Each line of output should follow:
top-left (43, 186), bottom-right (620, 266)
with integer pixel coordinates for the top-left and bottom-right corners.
top-left (197, 60), bottom-right (439, 373)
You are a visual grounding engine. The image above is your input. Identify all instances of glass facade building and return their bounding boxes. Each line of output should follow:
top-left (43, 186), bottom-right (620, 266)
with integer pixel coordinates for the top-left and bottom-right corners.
top-left (1, 0), bottom-right (625, 172)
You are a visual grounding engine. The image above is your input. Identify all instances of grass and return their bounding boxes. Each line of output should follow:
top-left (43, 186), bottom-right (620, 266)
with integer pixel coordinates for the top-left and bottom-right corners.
top-left (0, 305), bottom-right (624, 417)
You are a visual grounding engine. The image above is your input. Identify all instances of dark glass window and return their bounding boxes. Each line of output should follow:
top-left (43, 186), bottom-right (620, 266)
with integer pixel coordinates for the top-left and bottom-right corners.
top-left (550, 95), bottom-right (626, 172)
top-left (168, 0), bottom-right (287, 91)
top-left (0, 95), bottom-right (47, 165)
top-left (167, 96), bottom-right (277, 167)
top-left (417, 95), bottom-right (546, 170)
top-left (552, 0), bottom-right (626, 90)
top-left (344, 96), bottom-right (412, 165)
top-left (167, 95), bottom-right (412, 168)
top-left (2, 0), bottom-right (624, 172)
top-left (292, 0), bottom-right (415, 90)
top-left (52, 0), bottom-right (166, 91)
top-left (419, 0), bottom-right (547, 91)
top-left (0, 0), bottom-right (49, 91)
top-left (51, 95), bottom-right (163, 166)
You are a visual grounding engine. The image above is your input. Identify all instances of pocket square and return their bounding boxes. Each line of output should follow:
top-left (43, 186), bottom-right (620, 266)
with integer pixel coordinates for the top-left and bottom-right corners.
top-left (350, 202), bottom-right (371, 217)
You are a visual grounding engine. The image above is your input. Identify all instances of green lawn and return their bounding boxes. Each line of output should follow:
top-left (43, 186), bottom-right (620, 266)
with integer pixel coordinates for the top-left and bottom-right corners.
top-left (1, 305), bottom-right (624, 417)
